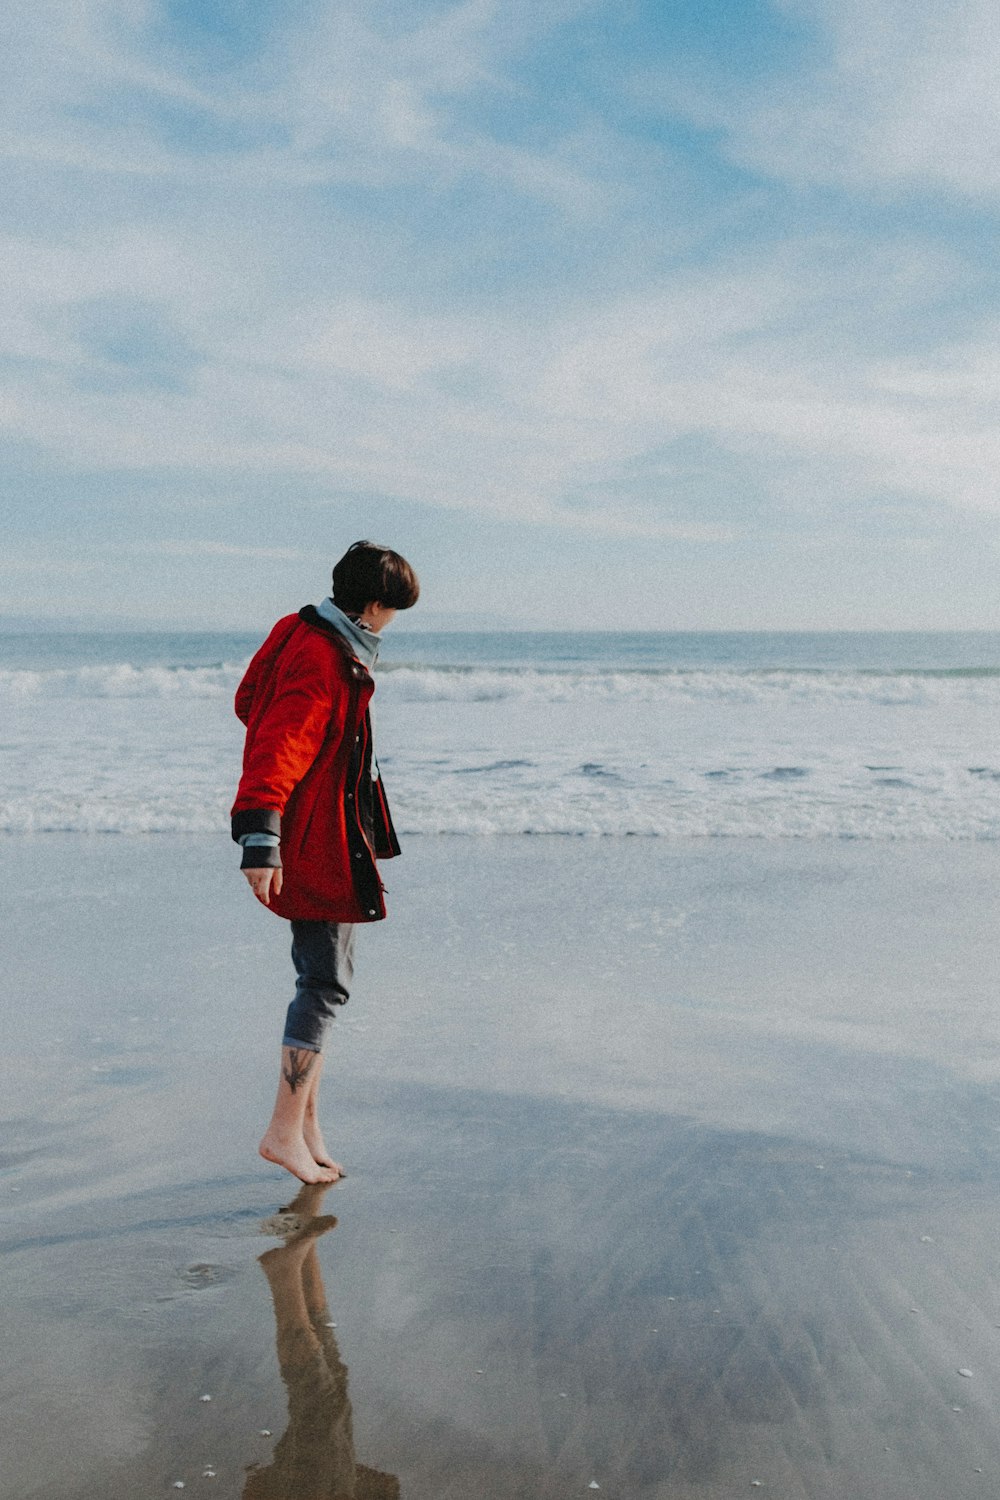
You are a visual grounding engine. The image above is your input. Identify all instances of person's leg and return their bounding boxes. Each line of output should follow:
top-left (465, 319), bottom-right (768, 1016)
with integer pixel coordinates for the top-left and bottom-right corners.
top-left (301, 1053), bottom-right (338, 1171)
top-left (258, 921), bottom-right (356, 1184)
top-left (259, 1046), bottom-right (339, 1183)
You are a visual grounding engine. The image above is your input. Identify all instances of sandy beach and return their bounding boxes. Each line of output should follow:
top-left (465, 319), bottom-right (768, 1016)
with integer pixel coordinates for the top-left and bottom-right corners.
top-left (2, 834), bottom-right (1000, 1499)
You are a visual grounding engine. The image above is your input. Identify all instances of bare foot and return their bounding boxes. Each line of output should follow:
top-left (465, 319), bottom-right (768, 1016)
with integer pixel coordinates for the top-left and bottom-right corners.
top-left (303, 1120), bottom-right (344, 1177)
top-left (259, 1130), bottom-right (340, 1185)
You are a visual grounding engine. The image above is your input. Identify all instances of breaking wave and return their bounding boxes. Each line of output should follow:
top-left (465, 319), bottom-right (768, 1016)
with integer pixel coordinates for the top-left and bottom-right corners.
top-left (2, 661), bottom-right (1000, 708)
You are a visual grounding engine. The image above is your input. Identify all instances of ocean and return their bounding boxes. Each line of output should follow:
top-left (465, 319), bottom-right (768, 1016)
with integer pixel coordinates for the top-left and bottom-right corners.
top-left (2, 628), bottom-right (999, 839)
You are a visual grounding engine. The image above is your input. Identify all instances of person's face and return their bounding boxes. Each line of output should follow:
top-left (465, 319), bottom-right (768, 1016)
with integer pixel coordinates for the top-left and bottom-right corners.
top-left (358, 601), bottom-right (397, 634)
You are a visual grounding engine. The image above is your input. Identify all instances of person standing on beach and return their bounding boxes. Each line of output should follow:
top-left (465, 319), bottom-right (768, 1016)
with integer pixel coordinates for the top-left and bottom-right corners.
top-left (231, 541), bottom-right (419, 1185)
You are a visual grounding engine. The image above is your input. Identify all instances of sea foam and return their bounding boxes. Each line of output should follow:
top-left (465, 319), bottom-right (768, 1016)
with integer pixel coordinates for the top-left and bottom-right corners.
top-left (2, 645), bottom-right (998, 838)
top-left (2, 660), bottom-right (999, 708)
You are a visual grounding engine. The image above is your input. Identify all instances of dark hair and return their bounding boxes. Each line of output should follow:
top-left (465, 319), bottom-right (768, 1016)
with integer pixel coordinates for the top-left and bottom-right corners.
top-left (331, 540), bottom-right (420, 614)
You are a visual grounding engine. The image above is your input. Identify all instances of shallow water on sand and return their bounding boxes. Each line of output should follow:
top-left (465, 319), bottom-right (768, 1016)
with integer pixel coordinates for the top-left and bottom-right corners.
top-left (2, 836), bottom-right (1000, 1498)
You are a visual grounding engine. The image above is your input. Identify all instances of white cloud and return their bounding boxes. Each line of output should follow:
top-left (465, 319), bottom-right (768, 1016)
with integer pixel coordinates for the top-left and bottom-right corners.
top-left (2, 214), bottom-right (998, 535)
top-left (0, 0), bottom-right (605, 208)
top-left (2, 0), bottom-right (1000, 562)
top-left (658, 0), bottom-right (1000, 198)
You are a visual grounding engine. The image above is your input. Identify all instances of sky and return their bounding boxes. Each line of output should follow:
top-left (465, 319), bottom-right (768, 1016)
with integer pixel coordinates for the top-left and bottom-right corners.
top-left (3, 0), bottom-right (1000, 630)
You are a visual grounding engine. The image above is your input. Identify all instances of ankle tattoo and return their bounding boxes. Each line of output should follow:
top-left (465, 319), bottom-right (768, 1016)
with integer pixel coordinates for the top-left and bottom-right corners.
top-left (282, 1048), bottom-right (316, 1093)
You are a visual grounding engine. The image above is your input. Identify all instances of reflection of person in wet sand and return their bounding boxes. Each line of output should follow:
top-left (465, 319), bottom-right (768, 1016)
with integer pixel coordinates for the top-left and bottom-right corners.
top-left (245, 1183), bottom-right (400, 1500)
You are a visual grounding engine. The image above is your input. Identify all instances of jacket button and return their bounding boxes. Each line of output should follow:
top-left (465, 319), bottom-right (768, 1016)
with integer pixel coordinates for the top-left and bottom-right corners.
top-left (354, 851), bottom-right (362, 859)
top-left (347, 792), bottom-right (353, 800)
top-left (368, 908), bottom-right (376, 916)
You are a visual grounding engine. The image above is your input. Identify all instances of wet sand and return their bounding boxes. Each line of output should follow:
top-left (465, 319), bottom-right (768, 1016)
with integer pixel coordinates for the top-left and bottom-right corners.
top-left (2, 835), bottom-right (1000, 1498)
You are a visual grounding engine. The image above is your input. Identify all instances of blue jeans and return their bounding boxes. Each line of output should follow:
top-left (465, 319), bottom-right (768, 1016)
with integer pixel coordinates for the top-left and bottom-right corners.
top-left (283, 921), bottom-right (356, 1053)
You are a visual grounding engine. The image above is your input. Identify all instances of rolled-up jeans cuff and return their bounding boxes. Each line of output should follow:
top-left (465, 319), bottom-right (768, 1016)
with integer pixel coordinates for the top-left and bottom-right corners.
top-left (284, 920), bottom-right (355, 1055)
top-left (282, 1034), bottom-right (323, 1053)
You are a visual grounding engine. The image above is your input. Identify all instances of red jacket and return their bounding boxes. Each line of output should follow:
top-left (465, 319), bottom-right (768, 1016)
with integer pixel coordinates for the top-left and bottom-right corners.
top-left (231, 607), bottom-right (400, 923)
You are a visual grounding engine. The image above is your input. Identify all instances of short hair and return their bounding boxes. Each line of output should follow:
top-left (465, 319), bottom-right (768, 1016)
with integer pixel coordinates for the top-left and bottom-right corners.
top-left (331, 540), bottom-right (420, 614)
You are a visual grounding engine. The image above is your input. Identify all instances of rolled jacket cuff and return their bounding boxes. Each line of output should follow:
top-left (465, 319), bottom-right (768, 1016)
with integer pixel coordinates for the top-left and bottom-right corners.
top-left (232, 807), bottom-right (281, 843)
top-left (240, 843), bottom-right (283, 870)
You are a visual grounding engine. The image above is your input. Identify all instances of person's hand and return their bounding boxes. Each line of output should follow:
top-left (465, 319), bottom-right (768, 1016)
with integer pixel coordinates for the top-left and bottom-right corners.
top-left (243, 866), bottom-right (283, 905)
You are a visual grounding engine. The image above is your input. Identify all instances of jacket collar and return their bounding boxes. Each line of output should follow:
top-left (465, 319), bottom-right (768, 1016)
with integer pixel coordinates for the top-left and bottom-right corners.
top-left (297, 605), bottom-right (375, 682)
